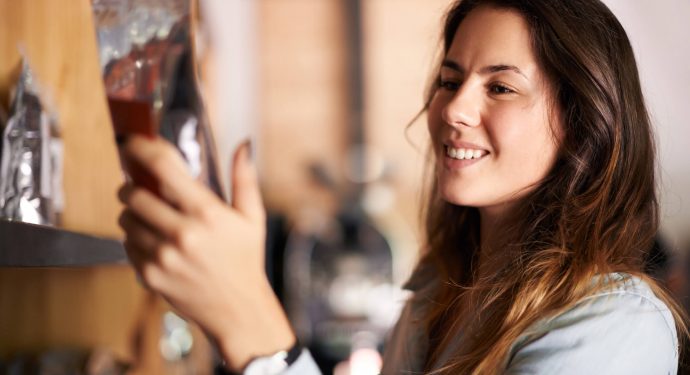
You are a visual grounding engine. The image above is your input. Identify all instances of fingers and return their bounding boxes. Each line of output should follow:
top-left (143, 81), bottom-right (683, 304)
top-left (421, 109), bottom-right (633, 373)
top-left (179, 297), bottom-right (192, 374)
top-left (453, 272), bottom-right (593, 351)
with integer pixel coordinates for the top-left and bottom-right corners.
top-left (123, 239), bottom-right (148, 275)
top-left (231, 140), bottom-right (265, 222)
top-left (120, 135), bottom-right (221, 216)
top-left (118, 209), bottom-right (163, 253)
top-left (119, 209), bottom-right (162, 280)
top-left (118, 183), bottom-right (188, 240)
top-left (124, 241), bottom-right (165, 292)
top-left (120, 212), bottom-right (181, 292)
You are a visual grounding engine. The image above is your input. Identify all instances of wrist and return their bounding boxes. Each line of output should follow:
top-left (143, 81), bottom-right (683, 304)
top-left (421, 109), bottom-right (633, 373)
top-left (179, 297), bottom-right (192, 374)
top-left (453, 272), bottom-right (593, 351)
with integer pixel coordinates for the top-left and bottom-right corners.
top-left (242, 339), bottom-right (303, 375)
top-left (215, 283), bottom-right (296, 371)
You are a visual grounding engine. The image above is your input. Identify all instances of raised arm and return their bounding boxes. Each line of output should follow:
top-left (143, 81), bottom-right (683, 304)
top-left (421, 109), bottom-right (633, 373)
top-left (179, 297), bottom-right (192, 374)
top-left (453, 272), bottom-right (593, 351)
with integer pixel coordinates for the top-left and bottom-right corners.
top-left (117, 136), bottom-right (299, 372)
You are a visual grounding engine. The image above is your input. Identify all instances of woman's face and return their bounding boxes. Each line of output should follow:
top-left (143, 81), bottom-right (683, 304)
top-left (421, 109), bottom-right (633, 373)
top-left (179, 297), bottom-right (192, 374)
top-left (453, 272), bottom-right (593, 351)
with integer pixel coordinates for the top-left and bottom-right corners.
top-left (428, 6), bottom-right (561, 217)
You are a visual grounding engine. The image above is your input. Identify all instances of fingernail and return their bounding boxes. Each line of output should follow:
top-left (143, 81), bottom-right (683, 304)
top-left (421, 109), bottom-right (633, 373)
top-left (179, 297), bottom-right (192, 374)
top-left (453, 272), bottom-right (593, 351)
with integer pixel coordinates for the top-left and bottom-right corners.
top-left (242, 139), bottom-right (253, 162)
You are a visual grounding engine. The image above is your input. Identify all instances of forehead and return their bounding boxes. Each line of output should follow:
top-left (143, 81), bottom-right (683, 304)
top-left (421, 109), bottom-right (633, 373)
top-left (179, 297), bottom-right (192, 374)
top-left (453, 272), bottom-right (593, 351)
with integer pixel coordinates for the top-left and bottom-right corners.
top-left (447, 6), bottom-right (539, 76)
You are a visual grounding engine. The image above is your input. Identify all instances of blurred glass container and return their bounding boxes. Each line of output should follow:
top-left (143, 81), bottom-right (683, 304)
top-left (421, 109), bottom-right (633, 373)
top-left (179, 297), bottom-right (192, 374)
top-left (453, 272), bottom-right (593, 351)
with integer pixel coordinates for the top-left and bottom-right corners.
top-left (284, 209), bottom-right (401, 371)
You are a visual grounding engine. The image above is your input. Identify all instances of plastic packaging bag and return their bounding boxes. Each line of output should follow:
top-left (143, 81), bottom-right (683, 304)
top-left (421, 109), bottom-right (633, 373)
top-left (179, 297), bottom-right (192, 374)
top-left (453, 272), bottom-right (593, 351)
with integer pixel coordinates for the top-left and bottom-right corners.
top-left (0, 59), bottom-right (63, 225)
top-left (92, 0), bottom-right (223, 197)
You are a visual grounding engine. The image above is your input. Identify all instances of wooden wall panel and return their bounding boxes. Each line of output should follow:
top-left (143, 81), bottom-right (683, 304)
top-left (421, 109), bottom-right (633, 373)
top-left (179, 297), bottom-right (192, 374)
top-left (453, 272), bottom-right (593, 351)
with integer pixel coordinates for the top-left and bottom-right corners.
top-left (0, 0), bottom-right (134, 363)
top-left (0, 0), bottom-right (123, 238)
top-left (0, 267), bottom-right (143, 361)
top-left (0, 1), bottom-right (161, 372)
top-left (0, 267), bottom-right (212, 374)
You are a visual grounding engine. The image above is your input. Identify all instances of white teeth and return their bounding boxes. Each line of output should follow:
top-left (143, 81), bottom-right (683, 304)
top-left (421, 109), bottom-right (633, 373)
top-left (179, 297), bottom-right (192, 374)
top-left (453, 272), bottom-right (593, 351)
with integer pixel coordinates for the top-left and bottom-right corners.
top-left (446, 146), bottom-right (486, 160)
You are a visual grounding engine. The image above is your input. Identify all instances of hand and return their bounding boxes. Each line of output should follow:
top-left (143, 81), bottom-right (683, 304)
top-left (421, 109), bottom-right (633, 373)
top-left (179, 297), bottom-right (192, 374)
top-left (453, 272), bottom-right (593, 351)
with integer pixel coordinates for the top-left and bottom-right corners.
top-left (117, 135), bottom-right (295, 371)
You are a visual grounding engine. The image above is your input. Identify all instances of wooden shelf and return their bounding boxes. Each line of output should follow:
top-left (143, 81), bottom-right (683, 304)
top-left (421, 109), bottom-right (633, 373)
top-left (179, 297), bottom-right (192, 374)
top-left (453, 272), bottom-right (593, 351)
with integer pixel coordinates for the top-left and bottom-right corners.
top-left (0, 220), bottom-right (126, 267)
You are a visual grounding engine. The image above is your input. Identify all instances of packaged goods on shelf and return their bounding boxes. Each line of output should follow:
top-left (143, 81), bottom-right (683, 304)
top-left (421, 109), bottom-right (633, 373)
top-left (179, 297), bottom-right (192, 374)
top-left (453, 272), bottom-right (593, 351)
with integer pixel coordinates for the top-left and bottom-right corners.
top-left (0, 59), bottom-right (63, 225)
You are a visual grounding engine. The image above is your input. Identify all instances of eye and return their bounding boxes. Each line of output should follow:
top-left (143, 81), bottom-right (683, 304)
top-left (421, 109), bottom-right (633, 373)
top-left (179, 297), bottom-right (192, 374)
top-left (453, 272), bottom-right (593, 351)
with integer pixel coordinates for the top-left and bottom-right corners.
top-left (439, 80), bottom-right (460, 92)
top-left (489, 83), bottom-right (514, 95)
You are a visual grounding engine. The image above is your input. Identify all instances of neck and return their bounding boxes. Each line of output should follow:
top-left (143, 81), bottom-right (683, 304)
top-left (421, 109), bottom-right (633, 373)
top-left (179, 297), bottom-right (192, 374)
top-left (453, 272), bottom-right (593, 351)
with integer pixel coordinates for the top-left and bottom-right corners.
top-left (477, 205), bottom-right (513, 280)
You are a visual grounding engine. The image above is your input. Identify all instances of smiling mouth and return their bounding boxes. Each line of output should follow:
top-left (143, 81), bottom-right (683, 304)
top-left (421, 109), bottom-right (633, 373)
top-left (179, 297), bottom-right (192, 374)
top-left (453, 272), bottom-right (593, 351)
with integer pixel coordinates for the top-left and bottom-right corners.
top-left (445, 145), bottom-right (489, 160)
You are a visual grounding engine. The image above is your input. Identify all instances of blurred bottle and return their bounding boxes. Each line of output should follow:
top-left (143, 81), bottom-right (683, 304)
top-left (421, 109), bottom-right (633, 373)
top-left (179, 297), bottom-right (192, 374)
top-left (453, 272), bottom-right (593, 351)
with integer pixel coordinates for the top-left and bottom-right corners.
top-left (283, 207), bottom-right (399, 373)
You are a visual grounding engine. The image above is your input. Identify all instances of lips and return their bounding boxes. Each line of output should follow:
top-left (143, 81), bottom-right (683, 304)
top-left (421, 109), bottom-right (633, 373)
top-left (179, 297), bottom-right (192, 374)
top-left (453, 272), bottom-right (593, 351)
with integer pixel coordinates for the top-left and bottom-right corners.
top-left (441, 142), bottom-right (490, 170)
top-left (444, 140), bottom-right (490, 157)
top-left (446, 146), bottom-right (486, 160)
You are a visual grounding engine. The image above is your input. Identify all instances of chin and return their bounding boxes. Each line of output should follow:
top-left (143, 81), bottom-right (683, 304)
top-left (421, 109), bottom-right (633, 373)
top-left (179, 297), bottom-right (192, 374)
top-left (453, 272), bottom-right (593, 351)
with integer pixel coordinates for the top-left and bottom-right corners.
top-left (438, 184), bottom-right (483, 207)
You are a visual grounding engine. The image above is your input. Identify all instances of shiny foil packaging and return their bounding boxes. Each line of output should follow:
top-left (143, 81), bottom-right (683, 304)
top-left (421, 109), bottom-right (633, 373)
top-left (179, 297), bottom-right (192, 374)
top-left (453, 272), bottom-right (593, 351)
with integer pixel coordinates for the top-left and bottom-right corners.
top-left (92, 0), bottom-right (223, 198)
top-left (0, 60), bottom-right (62, 225)
top-left (0, 106), bottom-right (6, 154)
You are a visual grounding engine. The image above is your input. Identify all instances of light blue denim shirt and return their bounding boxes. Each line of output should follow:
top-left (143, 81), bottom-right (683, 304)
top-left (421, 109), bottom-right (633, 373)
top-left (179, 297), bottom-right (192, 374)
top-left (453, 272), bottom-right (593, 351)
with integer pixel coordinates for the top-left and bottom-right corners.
top-left (503, 273), bottom-right (678, 375)
top-left (280, 272), bottom-right (678, 375)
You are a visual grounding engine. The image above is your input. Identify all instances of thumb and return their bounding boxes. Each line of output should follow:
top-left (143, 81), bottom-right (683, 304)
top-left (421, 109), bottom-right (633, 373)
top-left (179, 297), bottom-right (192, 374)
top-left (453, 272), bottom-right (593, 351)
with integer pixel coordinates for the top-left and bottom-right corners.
top-left (231, 140), bottom-right (265, 222)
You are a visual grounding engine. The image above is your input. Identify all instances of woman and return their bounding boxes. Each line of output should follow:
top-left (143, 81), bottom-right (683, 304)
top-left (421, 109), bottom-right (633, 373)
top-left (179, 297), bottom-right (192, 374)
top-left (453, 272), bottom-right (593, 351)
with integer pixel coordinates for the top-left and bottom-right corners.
top-left (118, 0), bottom-right (687, 373)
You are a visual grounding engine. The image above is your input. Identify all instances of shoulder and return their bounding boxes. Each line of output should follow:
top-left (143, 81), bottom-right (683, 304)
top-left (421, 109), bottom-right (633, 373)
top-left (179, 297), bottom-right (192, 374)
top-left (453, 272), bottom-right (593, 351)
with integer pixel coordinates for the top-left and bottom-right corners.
top-left (548, 273), bottom-right (678, 349)
top-left (506, 273), bottom-right (679, 375)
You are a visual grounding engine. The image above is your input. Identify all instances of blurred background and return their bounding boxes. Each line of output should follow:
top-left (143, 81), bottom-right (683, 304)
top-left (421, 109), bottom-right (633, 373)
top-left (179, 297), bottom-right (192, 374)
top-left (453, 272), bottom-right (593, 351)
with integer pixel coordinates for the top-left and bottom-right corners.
top-left (0, 0), bottom-right (688, 374)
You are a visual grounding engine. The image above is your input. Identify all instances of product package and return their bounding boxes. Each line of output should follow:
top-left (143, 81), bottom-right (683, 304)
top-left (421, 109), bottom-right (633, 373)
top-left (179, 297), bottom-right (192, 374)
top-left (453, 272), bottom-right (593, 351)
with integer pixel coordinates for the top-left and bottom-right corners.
top-left (0, 106), bottom-right (6, 158)
top-left (92, 0), bottom-right (223, 198)
top-left (0, 59), bottom-right (63, 225)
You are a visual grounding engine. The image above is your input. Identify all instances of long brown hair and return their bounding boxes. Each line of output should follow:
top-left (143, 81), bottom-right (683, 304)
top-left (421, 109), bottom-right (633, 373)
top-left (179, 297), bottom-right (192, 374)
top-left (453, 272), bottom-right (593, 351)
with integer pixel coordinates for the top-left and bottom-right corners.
top-left (416, 0), bottom-right (688, 373)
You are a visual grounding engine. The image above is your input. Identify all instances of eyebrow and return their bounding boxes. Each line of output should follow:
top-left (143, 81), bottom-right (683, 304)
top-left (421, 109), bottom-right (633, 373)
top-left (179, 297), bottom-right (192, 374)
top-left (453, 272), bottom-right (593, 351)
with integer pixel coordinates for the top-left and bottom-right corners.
top-left (441, 59), bottom-right (528, 79)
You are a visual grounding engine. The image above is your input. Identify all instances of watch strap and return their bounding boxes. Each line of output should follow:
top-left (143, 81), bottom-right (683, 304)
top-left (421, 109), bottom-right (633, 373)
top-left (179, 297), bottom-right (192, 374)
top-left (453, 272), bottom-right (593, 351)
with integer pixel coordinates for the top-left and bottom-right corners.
top-left (284, 339), bottom-right (303, 367)
top-left (244, 339), bottom-right (303, 375)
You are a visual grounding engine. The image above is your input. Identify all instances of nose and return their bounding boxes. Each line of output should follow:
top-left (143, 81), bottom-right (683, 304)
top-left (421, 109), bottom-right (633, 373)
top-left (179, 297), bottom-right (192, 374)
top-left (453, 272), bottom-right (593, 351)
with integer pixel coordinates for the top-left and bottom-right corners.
top-left (441, 83), bottom-right (481, 128)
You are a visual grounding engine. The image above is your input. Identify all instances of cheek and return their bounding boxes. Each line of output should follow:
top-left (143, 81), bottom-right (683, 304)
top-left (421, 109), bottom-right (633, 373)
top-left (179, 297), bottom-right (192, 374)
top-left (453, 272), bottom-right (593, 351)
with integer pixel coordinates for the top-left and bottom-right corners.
top-left (484, 107), bottom-right (527, 152)
top-left (487, 105), bottom-right (559, 174)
